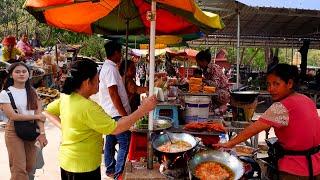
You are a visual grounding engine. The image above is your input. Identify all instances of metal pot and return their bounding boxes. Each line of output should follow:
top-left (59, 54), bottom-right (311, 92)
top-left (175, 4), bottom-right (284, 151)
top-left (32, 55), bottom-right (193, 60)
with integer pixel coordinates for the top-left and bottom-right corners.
top-left (230, 90), bottom-right (260, 103)
top-left (188, 150), bottom-right (244, 180)
top-left (152, 132), bottom-right (199, 168)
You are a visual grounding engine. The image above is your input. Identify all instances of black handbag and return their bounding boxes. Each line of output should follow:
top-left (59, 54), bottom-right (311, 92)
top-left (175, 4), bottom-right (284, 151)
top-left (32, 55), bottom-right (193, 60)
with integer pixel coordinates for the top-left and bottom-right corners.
top-left (5, 89), bottom-right (39, 141)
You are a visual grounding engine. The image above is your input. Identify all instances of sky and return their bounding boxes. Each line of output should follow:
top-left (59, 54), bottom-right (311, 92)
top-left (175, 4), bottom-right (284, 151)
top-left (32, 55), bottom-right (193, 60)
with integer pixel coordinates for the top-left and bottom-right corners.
top-left (237, 0), bottom-right (320, 10)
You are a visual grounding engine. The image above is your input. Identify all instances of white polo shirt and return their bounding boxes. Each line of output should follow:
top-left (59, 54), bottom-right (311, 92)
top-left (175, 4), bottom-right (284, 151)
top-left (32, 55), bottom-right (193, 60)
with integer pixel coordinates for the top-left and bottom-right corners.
top-left (98, 59), bottom-right (131, 118)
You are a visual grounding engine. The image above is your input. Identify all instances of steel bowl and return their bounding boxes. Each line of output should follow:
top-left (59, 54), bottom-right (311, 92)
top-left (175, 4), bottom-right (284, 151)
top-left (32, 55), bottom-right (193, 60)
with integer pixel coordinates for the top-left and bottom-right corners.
top-left (135, 118), bottom-right (172, 131)
top-left (188, 150), bottom-right (244, 180)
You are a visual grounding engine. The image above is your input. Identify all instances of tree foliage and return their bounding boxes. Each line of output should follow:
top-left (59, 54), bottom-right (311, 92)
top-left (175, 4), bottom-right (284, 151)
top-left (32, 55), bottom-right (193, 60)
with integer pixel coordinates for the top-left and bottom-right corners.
top-left (0, 0), bottom-right (105, 59)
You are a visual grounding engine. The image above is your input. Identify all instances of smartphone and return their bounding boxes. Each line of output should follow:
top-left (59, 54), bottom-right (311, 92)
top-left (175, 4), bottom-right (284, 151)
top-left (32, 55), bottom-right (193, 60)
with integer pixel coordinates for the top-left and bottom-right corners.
top-left (34, 140), bottom-right (42, 149)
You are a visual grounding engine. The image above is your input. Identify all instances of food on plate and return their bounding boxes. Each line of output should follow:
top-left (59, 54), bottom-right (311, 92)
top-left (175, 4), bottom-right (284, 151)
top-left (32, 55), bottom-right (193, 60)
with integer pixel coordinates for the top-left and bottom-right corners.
top-left (184, 121), bottom-right (226, 133)
top-left (195, 161), bottom-right (234, 180)
top-left (183, 122), bottom-right (207, 131)
top-left (189, 77), bottom-right (202, 85)
top-left (158, 140), bottom-right (192, 153)
top-left (189, 84), bottom-right (202, 93)
top-left (206, 122), bottom-right (226, 132)
top-left (203, 86), bottom-right (216, 93)
top-left (36, 87), bottom-right (59, 97)
top-left (233, 145), bottom-right (255, 156)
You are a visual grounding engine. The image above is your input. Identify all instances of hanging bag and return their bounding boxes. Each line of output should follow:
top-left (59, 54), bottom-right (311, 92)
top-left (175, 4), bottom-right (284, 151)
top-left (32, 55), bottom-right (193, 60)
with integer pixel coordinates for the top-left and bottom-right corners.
top-left (5, 89), bottom-right (39, 141)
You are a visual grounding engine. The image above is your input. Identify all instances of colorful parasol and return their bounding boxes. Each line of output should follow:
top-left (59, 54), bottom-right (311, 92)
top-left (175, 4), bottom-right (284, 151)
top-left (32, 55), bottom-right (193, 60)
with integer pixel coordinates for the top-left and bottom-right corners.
top-left (24, 0), bottom-right (224, 35)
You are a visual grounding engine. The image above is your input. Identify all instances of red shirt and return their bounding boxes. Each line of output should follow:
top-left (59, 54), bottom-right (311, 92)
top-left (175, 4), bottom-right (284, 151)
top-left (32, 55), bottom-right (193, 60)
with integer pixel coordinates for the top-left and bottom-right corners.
top-left (259, 93), bottom-right (320, 176)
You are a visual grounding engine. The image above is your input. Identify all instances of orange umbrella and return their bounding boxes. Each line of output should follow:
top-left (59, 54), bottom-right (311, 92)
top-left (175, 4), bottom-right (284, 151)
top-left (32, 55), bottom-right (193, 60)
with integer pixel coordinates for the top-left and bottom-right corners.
top-left (24, 0), bottom-right (224, 35)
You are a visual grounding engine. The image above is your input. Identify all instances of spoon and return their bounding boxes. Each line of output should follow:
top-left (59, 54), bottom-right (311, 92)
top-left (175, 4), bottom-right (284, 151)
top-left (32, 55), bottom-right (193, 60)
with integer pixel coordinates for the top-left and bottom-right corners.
top-left (164, 131), bottom-right (174, 144)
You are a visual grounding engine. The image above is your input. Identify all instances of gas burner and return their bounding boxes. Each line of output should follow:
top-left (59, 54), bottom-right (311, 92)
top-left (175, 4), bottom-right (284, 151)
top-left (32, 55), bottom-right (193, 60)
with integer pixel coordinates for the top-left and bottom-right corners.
top-left (159, 161), bottom-right (190, 180)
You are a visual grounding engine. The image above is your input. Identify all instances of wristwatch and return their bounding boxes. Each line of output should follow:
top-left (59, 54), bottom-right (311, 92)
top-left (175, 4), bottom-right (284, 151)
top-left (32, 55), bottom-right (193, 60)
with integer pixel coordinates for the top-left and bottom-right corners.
top-left (40, 131), bottom-right (46, 135)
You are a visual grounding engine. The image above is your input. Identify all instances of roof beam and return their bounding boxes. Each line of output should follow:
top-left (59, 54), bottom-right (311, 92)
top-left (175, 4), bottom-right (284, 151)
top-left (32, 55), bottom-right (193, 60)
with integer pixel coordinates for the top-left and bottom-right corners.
top-left (199, 6), bottom-right (234, 12)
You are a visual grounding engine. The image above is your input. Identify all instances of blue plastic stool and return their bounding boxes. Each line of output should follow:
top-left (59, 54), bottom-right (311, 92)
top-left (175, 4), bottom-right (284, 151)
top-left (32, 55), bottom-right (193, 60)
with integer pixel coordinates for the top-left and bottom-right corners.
top-left (153, 105), bottom-right (179, 128)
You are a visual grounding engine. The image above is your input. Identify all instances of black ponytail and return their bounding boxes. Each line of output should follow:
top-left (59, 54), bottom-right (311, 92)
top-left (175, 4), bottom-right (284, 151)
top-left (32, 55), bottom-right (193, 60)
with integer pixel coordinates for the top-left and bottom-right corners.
top-left (267, 63), bottom-right (300, 89)
top-left (0, 70), bottom-right (8, 91)
top-left (196, 49), bottom-right (211, 63)
top-left (62, 60), bottom-right (98, 94)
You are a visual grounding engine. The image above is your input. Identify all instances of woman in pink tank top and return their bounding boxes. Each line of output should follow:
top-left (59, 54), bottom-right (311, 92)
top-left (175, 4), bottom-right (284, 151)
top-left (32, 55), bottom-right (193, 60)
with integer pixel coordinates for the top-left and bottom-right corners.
top-left (215, 64), bottom-right (320, 179)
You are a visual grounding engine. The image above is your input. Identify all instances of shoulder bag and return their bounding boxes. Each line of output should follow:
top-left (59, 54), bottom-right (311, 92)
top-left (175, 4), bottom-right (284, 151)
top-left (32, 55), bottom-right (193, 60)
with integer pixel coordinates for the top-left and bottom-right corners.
top-left (5, 89), bottom-right (39, 141)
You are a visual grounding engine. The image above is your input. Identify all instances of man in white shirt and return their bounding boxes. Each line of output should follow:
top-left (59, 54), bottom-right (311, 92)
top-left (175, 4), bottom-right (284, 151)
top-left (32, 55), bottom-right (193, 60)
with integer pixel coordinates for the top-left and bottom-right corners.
top-left (98, 41), bottom-right (131, 180)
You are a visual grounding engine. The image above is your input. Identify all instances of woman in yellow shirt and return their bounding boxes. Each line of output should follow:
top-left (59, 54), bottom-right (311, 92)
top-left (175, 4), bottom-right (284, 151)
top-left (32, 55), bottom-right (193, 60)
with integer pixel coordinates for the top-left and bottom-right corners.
top-left (1, 36), bottom-right (25, 63)
top-left (43, 59), bottom-right (157, 180)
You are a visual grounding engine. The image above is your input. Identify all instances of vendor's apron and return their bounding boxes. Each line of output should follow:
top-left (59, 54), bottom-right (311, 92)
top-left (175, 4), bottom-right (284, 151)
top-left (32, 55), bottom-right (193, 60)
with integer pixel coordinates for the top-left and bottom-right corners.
top-left (267, 139), bottom-right (320, 180)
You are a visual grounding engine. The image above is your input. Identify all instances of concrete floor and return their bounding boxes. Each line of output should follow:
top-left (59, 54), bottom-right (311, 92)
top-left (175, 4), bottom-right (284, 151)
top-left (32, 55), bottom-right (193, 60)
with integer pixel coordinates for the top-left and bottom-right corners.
top-left (0, 122), bottom-right (114, 180)
top-left (0, 120), bottom-right (275, 180)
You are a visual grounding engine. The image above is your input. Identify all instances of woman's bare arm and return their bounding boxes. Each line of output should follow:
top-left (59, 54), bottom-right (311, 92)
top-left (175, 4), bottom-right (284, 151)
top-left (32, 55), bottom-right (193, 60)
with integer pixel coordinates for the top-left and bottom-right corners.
top-left (213, 120), bottom-right (271, 148)
top-left (1, 103), bottom-right (45, 121)
top-left (42, 111), bottom-right (61, 129)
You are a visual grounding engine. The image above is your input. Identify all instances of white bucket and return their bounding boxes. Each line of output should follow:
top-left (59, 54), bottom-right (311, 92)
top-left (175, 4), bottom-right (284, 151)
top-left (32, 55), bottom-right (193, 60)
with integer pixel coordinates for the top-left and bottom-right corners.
top-left (184, 96), bottom-right (211, 123)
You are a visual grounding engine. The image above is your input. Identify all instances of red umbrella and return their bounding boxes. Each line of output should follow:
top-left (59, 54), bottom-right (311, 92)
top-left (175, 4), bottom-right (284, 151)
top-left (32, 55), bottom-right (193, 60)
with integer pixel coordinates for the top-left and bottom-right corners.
top-left (24, 0), bottom-right (224, 35)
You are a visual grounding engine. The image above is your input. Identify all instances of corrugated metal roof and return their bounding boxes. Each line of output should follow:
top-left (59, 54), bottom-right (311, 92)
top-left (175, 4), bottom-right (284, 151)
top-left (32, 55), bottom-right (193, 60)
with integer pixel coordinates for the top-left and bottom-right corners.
top-left (192, 0), bottom-right (320, 48)
top-left (237, 0), bottom-right (320, 11)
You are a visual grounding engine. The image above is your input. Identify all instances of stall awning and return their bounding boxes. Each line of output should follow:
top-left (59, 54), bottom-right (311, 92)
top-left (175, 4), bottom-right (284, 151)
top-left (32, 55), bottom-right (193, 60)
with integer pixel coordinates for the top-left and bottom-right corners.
top-left (190, 0), bottom-right (320, 48)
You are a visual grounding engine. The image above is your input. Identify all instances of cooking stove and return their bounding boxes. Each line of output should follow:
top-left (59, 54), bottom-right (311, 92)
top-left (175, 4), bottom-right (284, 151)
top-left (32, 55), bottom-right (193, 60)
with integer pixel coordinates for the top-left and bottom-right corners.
top-left (159, 160), bottom-right (190, 179)
top-left (158, 154), bottom-right (191, 179)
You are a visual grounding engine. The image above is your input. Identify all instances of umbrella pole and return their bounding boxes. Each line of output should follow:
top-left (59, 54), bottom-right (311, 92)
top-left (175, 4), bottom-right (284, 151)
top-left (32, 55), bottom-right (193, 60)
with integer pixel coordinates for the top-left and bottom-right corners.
top-left (147, 0), bottom-right (156, 170)
top-left (236, 6), bottom-right (240, 89)
top-left (125, 19), bottom-right (129, 83)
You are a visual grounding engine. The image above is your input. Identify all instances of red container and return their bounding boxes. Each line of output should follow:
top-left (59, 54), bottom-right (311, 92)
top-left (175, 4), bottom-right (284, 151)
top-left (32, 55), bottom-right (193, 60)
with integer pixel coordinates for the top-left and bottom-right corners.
top-left (128, 132), bottom-right (148, 161)
top-left (178, 67), bottom-right (197, 79)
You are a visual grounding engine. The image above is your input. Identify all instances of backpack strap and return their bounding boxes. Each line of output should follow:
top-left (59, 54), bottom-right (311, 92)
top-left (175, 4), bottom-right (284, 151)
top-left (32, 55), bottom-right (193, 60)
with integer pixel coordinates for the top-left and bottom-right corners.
top-left (5, 89), bottom-right (18, 111)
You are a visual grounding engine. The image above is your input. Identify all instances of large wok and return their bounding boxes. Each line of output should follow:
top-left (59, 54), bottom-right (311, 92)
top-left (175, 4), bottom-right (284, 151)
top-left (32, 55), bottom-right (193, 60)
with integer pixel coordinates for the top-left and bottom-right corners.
top-left (230, 90), bottom-right (259, 103)
top-left (188, 150), bottom-right (244, 180)
top-left (152, 132), bottom-right (199, 168)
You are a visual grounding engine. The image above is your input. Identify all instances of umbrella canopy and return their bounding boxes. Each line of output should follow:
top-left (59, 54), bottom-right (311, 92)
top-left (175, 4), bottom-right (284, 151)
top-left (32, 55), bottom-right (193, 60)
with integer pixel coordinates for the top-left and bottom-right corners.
top-left (130, 48), bottom-right (166, 57)
top-left (106, 32), bottom-right (204, 48)
top-left (24, 0), bottom-right (224, 35)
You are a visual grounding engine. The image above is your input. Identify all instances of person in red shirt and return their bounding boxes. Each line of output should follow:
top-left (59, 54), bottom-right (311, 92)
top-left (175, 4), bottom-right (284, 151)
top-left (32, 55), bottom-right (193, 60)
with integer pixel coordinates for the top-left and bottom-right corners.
top-left (16, 33), bottom-right (33, 60)
top-left (196, 49), bottom-right (230, 114)
top-left (215, 64), bottom-right (320, 179)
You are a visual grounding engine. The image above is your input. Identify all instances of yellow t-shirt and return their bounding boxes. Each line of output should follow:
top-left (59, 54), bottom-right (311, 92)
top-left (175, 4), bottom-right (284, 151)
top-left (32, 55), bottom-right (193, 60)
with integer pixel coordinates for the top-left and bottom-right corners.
top-left (1, 47), bottom-right (23, 62)
top-left (46, 93), bottom-right (116, 173)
